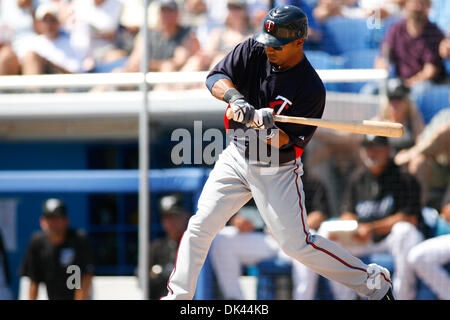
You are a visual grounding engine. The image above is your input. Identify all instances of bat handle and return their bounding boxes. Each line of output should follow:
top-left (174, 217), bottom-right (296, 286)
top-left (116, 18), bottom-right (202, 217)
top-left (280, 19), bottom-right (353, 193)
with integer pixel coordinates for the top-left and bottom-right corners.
top-left (226, 107), bottom-right (233, 120)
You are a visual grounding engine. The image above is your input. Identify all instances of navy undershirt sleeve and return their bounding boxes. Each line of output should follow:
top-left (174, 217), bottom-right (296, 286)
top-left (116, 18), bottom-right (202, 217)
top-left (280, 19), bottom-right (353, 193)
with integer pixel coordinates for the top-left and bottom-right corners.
top-left (205, 74), bottom-right (232, 92)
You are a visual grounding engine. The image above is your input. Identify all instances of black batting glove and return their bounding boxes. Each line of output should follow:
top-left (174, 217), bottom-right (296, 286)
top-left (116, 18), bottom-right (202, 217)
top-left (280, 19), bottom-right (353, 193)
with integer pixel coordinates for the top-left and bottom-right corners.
top-left (223, 88), bottom-right (255, 125)
top-left (230, 99), bottom-right (256, 125)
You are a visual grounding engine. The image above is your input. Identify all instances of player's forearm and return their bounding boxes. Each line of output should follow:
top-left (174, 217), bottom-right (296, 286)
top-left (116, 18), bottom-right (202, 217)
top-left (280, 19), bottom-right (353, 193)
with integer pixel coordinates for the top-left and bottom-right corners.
top-left (210, 78), bottom-right (236, 101)
top-left (266, 128), bottom-right (290, 148)
top-left (405, 63), bottom-right (438, 87)
top-left (370, 212), bottom-right (417, 236)
top-left (340, 211), bottom-right (358, 220)
top-left (209, 78), bottom-right (289, 147)
top-left (28, 281), bottom-right (39, 300)
top-left (74, 274), bottom-right (93, 300)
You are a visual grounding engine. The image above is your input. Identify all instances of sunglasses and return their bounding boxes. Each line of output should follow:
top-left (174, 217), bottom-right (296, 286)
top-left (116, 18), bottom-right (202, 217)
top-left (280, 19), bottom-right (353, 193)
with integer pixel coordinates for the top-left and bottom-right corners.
top-left (228, 4), bottom-right (246, 10)
top-left (42, 16), bottom-right (58, 23)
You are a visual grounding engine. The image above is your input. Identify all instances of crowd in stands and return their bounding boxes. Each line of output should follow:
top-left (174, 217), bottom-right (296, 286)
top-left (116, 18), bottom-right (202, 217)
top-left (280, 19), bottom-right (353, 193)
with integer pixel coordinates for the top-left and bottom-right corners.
top-left (0, 0), bottom-right (448, 77)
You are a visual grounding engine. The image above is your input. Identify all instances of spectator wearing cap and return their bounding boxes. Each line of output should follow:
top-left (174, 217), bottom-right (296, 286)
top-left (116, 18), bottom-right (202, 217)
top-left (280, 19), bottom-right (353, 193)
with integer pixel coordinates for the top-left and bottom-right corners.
top-left (375, 0), bottom-right (446, 98)
top-left (118, 0), bottom-right (200, 74)
top-left (20, 198), bottom-right (95, 300)
top-left (324, 135), bottom-right (425, 299)
top-left (21, 2), bottom-right (89, 75)
top-left (372, 78), bottom-right (425, 155)
top-left (148, 194), bottom-right (189, 299)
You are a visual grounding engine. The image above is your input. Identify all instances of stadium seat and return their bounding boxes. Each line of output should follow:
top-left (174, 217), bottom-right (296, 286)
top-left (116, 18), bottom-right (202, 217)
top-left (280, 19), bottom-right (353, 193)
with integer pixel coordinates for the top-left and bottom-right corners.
top-left (320, 17), bottom-right (371, 55)
top-left (364, 16), bottom-right (402, 50)
top-left (321, 16), bottom-right (402, 55)
top-left (305, 50), bottom-right (341, 69)
top-left (413, 84), bottom-right (450, 124)
top-left (256, 258), bottom-right (292, 300)
top-left (340, 49), bottom-right (380, 93)
top-left (304, 50), bottom-right (342, 92)
top-left (444, 59), bottom-right (450, 75)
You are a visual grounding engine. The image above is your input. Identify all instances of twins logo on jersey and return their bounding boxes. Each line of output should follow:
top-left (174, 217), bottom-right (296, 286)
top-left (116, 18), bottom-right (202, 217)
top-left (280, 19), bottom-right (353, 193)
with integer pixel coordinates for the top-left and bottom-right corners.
top-left (269, 95), bottom-right (292, 115)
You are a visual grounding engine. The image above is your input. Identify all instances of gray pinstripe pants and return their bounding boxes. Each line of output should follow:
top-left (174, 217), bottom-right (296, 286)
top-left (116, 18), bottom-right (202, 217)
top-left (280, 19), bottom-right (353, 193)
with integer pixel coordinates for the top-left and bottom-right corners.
top-left (162, 143), bottom-right (391, 300)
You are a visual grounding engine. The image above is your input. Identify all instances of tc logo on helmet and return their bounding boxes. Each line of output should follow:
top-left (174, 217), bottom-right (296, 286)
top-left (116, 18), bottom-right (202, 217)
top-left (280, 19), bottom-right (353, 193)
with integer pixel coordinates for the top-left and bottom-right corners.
top-left (265, 20), bottom-right (275, 32)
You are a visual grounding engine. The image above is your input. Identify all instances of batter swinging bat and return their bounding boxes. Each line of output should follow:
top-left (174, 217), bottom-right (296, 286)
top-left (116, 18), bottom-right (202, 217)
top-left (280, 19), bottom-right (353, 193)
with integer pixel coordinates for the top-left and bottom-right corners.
top-left (226, 109), bottom-right (404, 138)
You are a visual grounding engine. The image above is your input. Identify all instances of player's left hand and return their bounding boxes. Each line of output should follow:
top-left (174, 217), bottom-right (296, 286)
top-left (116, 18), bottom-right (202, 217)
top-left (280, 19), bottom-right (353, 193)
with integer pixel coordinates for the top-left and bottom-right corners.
top-left (253, 108), bottom-right (274, 130)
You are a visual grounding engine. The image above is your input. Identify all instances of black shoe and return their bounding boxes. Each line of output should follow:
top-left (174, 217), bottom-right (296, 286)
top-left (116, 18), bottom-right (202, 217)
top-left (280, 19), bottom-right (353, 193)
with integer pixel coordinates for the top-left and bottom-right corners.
top-left (381, 288), bottom-right (395, 300)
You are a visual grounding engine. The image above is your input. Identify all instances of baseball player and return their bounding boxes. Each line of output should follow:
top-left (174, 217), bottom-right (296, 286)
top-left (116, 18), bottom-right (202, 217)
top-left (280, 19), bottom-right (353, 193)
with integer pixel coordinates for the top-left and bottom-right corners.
top-left (162, 5), bottom-right (394, 300)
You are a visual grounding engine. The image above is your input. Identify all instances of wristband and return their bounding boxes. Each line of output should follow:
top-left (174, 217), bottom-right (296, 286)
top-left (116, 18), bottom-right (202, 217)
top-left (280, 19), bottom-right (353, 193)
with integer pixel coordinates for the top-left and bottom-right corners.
top-left (223, 88), bottom-right (244, 104)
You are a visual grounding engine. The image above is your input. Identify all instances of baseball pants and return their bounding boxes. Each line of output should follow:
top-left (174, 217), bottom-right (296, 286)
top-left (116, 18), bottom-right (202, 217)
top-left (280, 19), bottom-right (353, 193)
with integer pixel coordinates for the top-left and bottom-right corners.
top-left (162, 143), bottom-right (391, 300)
top-left (408, 234), bottom-right (450, 300)
top-left (210, 227), bottom-right (321, 300)
top-left (318, 221), bottom-right (424, 300)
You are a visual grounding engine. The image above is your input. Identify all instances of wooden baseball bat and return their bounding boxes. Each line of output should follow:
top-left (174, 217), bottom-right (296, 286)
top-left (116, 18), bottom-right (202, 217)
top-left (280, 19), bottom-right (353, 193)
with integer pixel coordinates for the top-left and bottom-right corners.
top-left (226, 109), bottom-right (404, 138)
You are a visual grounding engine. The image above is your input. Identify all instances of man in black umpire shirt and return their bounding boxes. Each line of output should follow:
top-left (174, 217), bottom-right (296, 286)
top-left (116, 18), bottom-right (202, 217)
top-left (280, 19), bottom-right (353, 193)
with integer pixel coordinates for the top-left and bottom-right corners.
top-left (20, 198), bottom-right (95, 300)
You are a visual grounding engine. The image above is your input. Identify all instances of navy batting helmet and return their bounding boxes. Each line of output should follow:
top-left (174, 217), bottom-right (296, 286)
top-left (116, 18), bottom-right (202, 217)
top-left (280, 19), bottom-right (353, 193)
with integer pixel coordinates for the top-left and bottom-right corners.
top-left (253, 5), bottom-right (308, 47)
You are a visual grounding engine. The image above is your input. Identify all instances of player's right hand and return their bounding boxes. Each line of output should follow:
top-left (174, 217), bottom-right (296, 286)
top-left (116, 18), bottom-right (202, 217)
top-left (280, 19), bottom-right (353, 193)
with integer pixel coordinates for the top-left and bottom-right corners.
top-left (230, 99), bottom-right (255, 125)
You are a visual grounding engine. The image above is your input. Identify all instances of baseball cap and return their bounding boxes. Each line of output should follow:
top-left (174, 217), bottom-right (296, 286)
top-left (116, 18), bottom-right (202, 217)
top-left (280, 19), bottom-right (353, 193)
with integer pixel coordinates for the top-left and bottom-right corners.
top-left (159, 0), bottom-right (178, 10)
top-left (362, 135), bottom-right (389, 148)
top-left (159, 194), bottom-right (187, 218)
top-left (227, 0), bottom-right (247, 8)
top-left (386, 78), bottom-right (409, 100)
top-left (35, 2), bottom-right (60, 21)
top-left (42, 198), bottom-right (67, 218)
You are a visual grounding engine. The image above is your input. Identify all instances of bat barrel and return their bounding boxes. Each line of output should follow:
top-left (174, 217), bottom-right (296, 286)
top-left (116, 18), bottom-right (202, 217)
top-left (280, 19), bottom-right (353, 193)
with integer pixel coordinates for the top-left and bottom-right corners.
top-left (226, 109), bottom-right (404, 138)
top-left (274, 115), bottom-right (404, 138)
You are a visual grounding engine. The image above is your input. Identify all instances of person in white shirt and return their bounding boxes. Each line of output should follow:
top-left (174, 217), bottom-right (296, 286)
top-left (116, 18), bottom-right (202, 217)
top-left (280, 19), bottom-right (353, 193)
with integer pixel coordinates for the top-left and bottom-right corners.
top-left (0, 0), bottom-right (36, 75)
top-left (21, 2), bottom-right (89, 75)
top-left (65, 0), bottom-right (127, 65)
